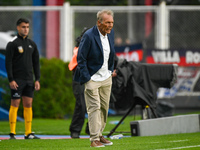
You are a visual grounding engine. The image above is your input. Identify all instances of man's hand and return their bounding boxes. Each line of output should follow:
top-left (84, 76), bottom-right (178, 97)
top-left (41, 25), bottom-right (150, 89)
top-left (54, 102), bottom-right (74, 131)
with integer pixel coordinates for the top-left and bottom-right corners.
top-left (35, 81), bottom-right (40, 91)
top-left (9, 81), bottom-right (18, 90)
top-left (112, 69), bottom-right (117, 77)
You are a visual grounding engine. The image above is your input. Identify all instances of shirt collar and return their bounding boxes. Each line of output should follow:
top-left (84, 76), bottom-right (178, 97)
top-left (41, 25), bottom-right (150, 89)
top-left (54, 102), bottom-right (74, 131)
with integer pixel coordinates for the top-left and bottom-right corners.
top-left (97, 27), bottom-right (107, 39)
top-left (17, 34), bottom-right (28, 40)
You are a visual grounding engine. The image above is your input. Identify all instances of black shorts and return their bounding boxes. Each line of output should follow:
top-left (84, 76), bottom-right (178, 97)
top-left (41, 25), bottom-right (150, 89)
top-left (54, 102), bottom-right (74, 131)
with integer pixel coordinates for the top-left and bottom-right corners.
top-left (11, 79), bottom-right (34, 99)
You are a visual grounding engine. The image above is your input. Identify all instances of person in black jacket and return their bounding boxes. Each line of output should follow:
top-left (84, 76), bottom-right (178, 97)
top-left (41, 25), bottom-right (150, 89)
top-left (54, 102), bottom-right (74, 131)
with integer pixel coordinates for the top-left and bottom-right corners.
top-left (5, 18), bottom-right (40, 139)
top-left (68, 27), bottom-right (90, 138)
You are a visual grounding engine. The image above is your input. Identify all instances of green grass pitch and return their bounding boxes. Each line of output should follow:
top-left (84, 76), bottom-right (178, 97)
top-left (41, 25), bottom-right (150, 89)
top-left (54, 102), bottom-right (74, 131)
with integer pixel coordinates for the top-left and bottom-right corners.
top-left (0, 115), bottom-right (199, 150)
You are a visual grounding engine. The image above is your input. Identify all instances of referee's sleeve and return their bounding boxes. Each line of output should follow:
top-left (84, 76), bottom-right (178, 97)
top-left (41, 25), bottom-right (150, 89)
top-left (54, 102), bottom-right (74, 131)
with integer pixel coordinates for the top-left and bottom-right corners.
top-left (5, 42), bottom-right (14, 82)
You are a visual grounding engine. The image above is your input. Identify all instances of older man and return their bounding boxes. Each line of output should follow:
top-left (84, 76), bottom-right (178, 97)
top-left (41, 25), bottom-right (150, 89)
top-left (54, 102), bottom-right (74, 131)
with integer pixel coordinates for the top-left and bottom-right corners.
top-left (74, 9), bottom-right (115, 147)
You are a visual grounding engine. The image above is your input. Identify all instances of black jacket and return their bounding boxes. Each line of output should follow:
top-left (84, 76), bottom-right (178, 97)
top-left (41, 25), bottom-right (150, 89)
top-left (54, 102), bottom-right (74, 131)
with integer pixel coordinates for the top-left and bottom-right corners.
top-left (5, 34), bottom-right (40, 82)
top-left (112, 59), bottom-right (178, 110)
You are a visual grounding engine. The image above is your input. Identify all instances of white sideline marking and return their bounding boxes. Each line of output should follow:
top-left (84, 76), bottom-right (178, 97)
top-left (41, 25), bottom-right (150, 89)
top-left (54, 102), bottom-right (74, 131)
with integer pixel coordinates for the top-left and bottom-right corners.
top-left (151, 140), bottom-right (188, 144)
top-left (156, 145), bottom-right (200, 150)
top-left (169, 140), bottom-right (189, 143)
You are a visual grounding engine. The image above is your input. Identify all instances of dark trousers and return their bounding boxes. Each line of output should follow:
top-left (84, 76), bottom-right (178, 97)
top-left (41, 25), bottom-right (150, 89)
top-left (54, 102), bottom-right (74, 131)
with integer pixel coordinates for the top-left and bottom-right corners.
top-left (69, 80), bottom-right (89, 134)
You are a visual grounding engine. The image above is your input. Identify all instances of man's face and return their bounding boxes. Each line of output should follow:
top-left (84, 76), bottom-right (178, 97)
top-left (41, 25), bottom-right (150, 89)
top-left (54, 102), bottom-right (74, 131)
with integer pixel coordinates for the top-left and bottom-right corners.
top-left (97, 13), bottom-right (114, 36)
top-left (17, 22), bottom-right (29, 38)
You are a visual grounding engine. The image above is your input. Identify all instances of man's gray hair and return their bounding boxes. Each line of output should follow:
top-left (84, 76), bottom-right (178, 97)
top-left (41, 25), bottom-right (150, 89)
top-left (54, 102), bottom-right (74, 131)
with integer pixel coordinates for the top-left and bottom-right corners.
top-left (97, 9), bottom-right (114, 22)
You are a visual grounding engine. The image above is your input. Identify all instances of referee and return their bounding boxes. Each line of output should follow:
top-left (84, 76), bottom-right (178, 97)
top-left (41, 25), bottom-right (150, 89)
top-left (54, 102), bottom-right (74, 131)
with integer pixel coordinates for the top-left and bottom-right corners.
top-left (5, 18), bottom-right (40, 139)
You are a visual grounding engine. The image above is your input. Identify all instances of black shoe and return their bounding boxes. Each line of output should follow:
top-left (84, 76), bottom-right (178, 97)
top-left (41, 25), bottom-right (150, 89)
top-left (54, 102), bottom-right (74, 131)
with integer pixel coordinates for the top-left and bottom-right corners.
top-left (9, 133), bottom-right (16, 139)
top-left (24, 133), bottom-right (40, 139)
top-left (70, 132), bottom-right (80, 138)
